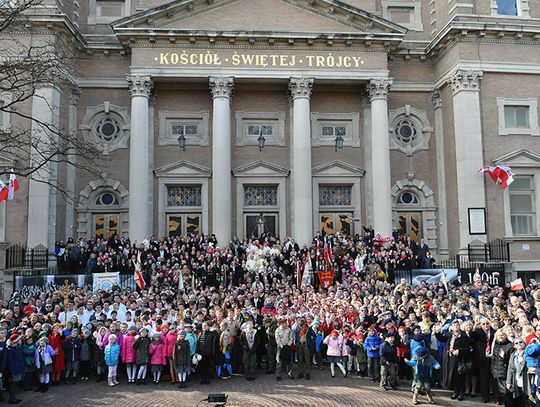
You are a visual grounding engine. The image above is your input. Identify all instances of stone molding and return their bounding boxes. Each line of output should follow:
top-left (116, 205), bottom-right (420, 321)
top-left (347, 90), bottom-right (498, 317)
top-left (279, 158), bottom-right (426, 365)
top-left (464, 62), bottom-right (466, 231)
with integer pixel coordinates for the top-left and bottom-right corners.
top-left (447, 69), bottom-right (482, 95)
top-left (209, 76), bottom-right (234, 98)
top-left (70, 86), bottom-right (81, 106)
top-left (126, 75), bottom-right (154, 98)
top-left (289, 77), bottom-right (314, 100)
top-left (367, 79), bottom-right (392, 101)
top-left (431, 90), bottom-right (442, 110)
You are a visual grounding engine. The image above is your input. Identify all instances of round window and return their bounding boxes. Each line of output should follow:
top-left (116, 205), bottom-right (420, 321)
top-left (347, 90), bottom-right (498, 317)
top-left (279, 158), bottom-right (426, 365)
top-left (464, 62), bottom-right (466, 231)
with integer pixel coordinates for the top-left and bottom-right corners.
top-left (94, 116), bottom-right (121, 142)
top-left (96, 193), bottom-right (118, 206)
top-left (394, 119), bottom-right (418, 144)
top-left (399, 192), bottom-right (418, 205)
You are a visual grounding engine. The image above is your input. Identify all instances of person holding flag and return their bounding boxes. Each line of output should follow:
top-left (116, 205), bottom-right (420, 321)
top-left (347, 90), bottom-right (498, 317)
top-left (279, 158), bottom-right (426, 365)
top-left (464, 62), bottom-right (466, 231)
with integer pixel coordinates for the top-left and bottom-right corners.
top-left (134, 251), bottom-right (145, 291)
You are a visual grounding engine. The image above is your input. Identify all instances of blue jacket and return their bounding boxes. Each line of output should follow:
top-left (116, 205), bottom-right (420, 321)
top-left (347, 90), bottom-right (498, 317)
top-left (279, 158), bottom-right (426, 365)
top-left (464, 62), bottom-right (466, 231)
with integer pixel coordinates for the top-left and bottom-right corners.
top-left (186, 332), bottom-right (197, 356)
top-left (406, 354), bottom-right (440, 382)
top-left (315, 332), bottom-right (324, 353)
top-left (409, 338), bottom-right (425, 358)
top-left (363, 334), bottom-right (383, 359)
top-left (525, 343), bottom-right (540, 369)
top-left (293, 327), bottom-right (317, 351)
top-left (104, 343), bottom-right (120, 366)
top-left (6, 346), bottom-right (24, 378)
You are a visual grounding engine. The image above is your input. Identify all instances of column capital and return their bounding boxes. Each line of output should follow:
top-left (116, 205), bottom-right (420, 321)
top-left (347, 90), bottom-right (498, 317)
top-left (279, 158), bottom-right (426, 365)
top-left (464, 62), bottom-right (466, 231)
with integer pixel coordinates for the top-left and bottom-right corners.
top-left (289, 77), bottom-right (314, 100)
top-left (431, 89), bottom-right (442, 110)
top-left (209, 76), bottom-right (234, 99)
top-left (69, 86), bottom-right (81, 106)
top-left (367, 78), bottom-right (392, 101)
top-left (447, 69), bottom-right (482, 95)
top-left (126, 74), bottom-right (154, 98)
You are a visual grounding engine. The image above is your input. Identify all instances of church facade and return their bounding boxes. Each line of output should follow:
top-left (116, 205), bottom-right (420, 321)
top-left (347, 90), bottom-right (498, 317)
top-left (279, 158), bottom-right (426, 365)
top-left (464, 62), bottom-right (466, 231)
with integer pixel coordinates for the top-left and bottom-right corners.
top-left (3, 0), bottom-right (540, 277)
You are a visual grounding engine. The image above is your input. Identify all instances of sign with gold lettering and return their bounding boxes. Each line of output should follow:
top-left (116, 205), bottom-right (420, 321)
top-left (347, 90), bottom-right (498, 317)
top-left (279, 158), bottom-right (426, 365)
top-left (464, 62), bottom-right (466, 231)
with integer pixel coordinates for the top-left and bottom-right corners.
top-left (133, 48), bottom-right (384, 71)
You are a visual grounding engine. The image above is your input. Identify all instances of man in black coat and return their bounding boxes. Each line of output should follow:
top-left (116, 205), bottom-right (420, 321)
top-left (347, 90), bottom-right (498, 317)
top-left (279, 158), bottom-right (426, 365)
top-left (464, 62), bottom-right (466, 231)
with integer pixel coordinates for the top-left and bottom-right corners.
top-left (471, 318), bottom-right (497, 403)
top-left (196, 322), bottom-right (217, 385)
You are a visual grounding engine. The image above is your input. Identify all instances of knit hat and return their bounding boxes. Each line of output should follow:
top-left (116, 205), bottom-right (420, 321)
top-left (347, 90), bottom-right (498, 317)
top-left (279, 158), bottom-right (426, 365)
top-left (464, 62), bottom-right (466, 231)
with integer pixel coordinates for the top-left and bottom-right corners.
top-left (9, 333), bottom-right (20, 342)
top-left (179, 330), bottom-right (187, 337)
top-left (331, 330), bottom-right (339, 336)
top-left (140, 327), bottom-right (149, 334)
top-left (526, 333), bottom-right (538, 345)
top-left (417, 347), bottom-right (428, 357)
top-left (385, 332), bottom-right (396, 339)
top-left (356, 333), bottom-right (365, 340)
top-left (161, 324), bottom-right (170, 330)
top-left (413, 334), bottom-right (424, 342)
top-left (128, 325), bottom-right (137, 332)
top-left (38, 331), bottom-right (48, 339)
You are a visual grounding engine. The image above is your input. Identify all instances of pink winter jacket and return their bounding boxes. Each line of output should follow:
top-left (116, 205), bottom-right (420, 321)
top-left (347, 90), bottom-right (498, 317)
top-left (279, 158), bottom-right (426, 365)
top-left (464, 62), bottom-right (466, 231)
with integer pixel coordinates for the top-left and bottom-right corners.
top-left (150, 342), bottom-right (166, 365)
top-left (162, 332), bottom-right (176, 358)
top-left (121, 333), bottom-right (137, 364)
top-left (323, 335), bottom-right (344, 357)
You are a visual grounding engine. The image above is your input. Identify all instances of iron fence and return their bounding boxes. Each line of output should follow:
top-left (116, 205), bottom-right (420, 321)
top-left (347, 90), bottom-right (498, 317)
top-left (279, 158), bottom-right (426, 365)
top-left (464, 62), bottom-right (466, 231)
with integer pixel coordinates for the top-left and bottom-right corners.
top-left (5, 244), bottom-right (49, 269)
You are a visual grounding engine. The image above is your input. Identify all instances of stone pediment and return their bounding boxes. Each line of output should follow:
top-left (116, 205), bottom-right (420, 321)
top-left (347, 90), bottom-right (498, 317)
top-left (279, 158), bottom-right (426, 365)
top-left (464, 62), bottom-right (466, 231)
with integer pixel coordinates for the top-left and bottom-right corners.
top-left (493, 149), bottom-right (540, 167)
top-left (312, 160), bottom-right (365, 177)
top-left (154, 160), bottom-right (212, 177)
top-left (233, 160), bottom-right (290, 177)
top-left (113, 0), bottom-right (406, 36)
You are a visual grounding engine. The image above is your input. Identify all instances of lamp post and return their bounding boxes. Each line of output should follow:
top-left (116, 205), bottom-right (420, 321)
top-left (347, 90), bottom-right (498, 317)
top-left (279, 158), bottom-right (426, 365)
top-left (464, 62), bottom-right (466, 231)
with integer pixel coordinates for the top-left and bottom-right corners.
top-left (177, 134), bottom-right (186, 151)
top-left (334, 133), bottom-right (344, 152)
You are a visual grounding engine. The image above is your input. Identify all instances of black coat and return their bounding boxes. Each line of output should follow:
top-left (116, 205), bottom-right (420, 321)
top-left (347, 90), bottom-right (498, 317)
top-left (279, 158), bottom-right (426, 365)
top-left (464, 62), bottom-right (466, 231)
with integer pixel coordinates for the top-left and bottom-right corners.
top-left (471, 327), bottom-right (496, 369)
top-left (437, 331), bottom-right (471, 389)
top-left (197, 330), bottom-right (216, 357)
top-left (491, 340), bottom-right (513, 379)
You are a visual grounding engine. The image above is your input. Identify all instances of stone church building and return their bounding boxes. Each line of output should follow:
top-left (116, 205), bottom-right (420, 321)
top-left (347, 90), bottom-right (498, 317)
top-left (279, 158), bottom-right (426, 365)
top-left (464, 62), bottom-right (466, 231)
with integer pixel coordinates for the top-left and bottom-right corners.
top-left (2, 0), bottom-right (540, 277)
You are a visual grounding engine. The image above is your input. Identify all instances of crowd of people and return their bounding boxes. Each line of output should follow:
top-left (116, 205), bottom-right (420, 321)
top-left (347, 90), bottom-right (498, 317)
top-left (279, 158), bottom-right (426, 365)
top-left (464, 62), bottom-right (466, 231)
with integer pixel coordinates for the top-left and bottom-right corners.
top-left (0, 228), bottom-right (535, 406)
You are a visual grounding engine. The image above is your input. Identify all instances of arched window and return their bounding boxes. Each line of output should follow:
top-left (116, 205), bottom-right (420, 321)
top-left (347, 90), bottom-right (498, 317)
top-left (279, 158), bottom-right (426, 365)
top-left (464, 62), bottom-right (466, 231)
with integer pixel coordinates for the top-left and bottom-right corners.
top-left (398, 191), bottom-right (419, 205)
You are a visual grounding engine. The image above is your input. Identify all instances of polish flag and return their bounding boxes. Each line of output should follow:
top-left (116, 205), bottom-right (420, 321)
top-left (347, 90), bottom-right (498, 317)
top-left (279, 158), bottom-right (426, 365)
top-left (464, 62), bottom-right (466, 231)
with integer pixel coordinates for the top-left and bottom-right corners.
top-left (510, 278), bottom-right (524, 292)
top-left (7, 170), bottom-right (19, 200)
top-left (296, 260), bottom-right (303, 288)
top-left (0, 181), bottom-right (8, 202)
top-left (478, 165), bottom-right (515, 190)
top-left (324, 244), bottom-right (333, 268)
top-left (134, 251), bottom-right (145, 291)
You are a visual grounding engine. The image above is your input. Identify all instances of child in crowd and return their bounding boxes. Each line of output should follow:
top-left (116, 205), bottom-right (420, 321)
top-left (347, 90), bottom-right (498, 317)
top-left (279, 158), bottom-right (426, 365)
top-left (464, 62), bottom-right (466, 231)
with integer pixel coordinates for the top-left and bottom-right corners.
top-left (63, 328), bottom-right (81, 384)
top-left (364, 326), bottom-right (382, 382)
top-left (162, 325), bottom-right (177, 384)
top-left (353, 333), bottom-right (368, 377)
top-left (122, 325), bottom-right (137, 383)
top-left (150, 333), bottom-right (165, 384)
top-left (79, 329), bottom-right (93, 382)
top-left (34, 335), bottom-right (56, 393)
top-left (173, 330), bottom-right (191, 389)
top-left (380, 332), bottom-right (399, 391)
top-left (406, 347), bottom-right (440, 405)
top-left (6, 333), bottom-right (24, 404)
top-left (93, 326), bottom-right (108, 382)
top-left (133, 328), bottom-right (150, 385)
top-left (323, 330), bottom-right (347, 378)
top-left (104, 333), bottom-right (120, 387)
top-left (22, 335), bottom-right (36, 391)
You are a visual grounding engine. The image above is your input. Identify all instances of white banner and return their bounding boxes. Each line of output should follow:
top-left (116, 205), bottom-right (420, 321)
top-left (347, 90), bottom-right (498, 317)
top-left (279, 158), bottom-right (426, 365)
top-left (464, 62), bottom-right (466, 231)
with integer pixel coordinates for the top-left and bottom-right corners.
top-left (93, 272), bottom-right (120, 292)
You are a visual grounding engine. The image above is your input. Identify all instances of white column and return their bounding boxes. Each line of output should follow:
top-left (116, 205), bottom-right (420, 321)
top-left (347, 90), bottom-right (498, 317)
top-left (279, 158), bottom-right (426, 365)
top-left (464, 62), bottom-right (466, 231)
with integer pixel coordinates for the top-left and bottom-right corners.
top-left (27, 87), bottom-right (61, 249)
top-left (65, 86), bottom-right (80, 240)
top-left (367, 79), bottom-right (393, 237)
top-left (447, 70), bottom-right (486, 250)
top-left (209, 76), bottom-right (234, 247)
top-left (289, 77), bottom-right (314, 246)
top-left (431, 90), bottom-right (449, 258)
top-left (126, 75), bottom-right (153, 245)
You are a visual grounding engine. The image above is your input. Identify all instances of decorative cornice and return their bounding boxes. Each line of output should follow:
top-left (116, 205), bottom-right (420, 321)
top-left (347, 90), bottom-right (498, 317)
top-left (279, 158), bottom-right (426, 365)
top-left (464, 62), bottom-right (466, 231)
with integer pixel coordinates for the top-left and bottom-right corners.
top-left (209, 76), bottom-right (234, 99)
top-left (367, 79), bottom-right (392, 101)
top-left (447, 69), bottom-right (482, 95)
top-left (126, 74), bottom-right (154, 98)
top-left (431, 90), bottom-right (442, 110)
top-left (289, 77), bottom-right (314, 100)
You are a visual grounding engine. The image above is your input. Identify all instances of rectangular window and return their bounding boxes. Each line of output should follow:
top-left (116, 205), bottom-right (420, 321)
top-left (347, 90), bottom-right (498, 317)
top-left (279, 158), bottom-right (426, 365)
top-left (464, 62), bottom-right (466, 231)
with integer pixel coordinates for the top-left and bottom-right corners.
top-left (510, 176), bottom-right (536, 236)
top-left (497, 0), bottom-right (518, 15)
top-left (321, 125), bottom-right (346, 137)
top-left (96, 0), bottom-right (125, 20)
top-left (171, 123), bottom-right (199, 137)
top-left (504, 106), bottom-right (530, 128)
top-left (247, 124), bottom-right (273, 136)
top-left (319, 185), bottom-right (352, 206)
top-left (244, 185), bottom-right (278, 206)
top-left (167, 185), bottom-right (202, 207)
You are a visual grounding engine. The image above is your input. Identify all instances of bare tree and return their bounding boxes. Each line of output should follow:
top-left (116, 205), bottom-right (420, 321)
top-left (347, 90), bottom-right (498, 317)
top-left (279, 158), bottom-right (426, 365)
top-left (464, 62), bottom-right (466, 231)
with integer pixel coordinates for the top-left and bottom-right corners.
top-left (0, 0), bottom-right (102, 201)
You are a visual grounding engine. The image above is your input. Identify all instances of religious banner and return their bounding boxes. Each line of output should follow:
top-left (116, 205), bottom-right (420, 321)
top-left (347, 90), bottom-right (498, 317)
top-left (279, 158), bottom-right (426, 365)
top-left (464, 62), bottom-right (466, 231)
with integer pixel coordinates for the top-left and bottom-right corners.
top-left (93, 272), bottom-right (120, 292)
top-left (318, 270), bottom-right (335, 288)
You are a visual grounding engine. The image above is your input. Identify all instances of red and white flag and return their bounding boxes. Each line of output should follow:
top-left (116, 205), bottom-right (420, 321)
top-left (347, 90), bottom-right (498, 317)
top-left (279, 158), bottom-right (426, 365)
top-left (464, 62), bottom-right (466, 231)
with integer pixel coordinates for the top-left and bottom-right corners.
top-left (296, 260), bottom-right (303, 288)
top-left (134, 251), bottom-right (145, 291)
top-left (0, 181), bottom-right (8, 202)
top-left (478, 165), bottom-right (515, 190)
top-left (7, 170), bottom-right (19, 200)
top-left (324, 244), bottom-right (333, 268)
top-left (510, 278), bottom-right (524, 292)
